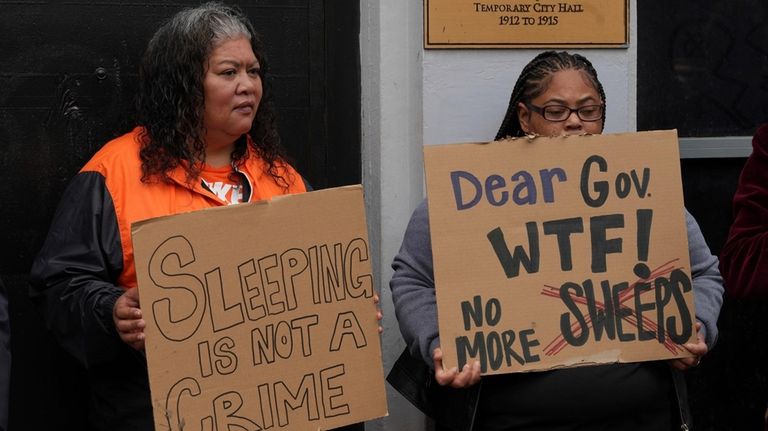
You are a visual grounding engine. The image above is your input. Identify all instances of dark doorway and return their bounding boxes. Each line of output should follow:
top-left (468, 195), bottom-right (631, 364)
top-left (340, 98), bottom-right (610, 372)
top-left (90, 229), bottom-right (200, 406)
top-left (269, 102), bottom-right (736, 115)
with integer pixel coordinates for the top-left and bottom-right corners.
top-left (0, 1), bottom-right (360, 429)
top-left (638, 2), bottom-right (768, 430)
top-left (637, 1), bottom-right (767, 137)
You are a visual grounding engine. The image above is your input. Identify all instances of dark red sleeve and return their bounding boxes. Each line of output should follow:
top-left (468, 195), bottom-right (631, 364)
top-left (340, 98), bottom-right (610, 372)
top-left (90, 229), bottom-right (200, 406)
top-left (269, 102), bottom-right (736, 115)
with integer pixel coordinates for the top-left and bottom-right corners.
top-left (720, 124), bottom-right (768, 298)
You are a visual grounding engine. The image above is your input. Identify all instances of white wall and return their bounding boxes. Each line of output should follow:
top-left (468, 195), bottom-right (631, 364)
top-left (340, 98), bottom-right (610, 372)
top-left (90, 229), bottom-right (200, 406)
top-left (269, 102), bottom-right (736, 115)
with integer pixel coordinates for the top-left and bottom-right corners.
top-left (362, 2), bottom-right (638, 431)
top-left (361, 1), bottom-right (428, 431)
top-left (424, 5), bottom-right (638, 144)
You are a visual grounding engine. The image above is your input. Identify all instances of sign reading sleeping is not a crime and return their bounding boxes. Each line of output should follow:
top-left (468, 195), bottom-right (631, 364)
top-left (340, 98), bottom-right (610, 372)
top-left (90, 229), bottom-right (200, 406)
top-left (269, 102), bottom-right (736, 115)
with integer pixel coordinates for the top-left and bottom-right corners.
top-left (424, 130), bottom-right (697, 375)
top-left (131, 185), bottom-right (387, 431)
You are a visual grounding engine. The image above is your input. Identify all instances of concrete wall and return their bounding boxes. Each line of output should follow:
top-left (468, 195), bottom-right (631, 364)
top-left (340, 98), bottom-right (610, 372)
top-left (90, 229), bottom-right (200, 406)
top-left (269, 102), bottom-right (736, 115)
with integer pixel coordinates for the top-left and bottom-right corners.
top-left (361, 1), bottom-right (427, 431)
top-left (362, 2), bottom-right (638, 430)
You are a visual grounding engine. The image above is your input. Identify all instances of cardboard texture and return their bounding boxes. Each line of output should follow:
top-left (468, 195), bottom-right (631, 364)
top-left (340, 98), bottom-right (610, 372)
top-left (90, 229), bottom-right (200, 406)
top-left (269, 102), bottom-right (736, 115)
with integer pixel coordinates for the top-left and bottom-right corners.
top-left (132, 185), bottom-right (387, 431)
top-left (424, 0), bottom-right (628, 48)
top-left (424, 130), bottom-right (696, 375)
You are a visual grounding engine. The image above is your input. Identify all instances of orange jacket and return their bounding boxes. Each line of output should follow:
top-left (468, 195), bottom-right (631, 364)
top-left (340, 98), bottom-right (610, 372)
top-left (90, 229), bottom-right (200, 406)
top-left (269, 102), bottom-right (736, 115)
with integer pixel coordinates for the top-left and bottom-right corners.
top-left (30, 128), bottom-right (306, 369)
top-left (81, 128), bottom-right (306, 289)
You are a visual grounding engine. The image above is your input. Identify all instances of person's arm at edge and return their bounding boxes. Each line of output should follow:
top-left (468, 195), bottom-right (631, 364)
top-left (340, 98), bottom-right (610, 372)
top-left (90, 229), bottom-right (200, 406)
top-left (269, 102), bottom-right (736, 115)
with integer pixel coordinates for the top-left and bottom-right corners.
top-left (390, 199), bottom-right (480, 387)
top-left (390, 200), bottom-right (440, 365)
top-left (720, 124), bottom-right (768, 298)
top-left (685, 208), bottom-right (724, 350)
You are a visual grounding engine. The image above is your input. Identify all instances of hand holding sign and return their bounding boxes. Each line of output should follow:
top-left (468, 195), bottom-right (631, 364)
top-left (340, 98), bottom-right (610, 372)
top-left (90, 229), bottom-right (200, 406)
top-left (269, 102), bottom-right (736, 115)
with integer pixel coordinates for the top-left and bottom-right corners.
top-left (669, 321), bottom-right (707, 371)
top-left (375, 293), bottom-right (383, 334)
top-left (433, 347), bottom-right (481, 388)
top-left (112, 287), bottom-right (146, 351)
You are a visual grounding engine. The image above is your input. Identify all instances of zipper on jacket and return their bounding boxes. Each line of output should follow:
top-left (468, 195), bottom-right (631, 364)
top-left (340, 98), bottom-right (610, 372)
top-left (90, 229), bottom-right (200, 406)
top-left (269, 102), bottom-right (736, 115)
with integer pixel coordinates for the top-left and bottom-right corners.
top-left (669, 366), bottom-right (690, 430)
top-left (468, 381), bottom-right (481, 431)
top-left (199, 165), bottom-right (253, 204)
top-left (232, 165), bottom-right (253, 203)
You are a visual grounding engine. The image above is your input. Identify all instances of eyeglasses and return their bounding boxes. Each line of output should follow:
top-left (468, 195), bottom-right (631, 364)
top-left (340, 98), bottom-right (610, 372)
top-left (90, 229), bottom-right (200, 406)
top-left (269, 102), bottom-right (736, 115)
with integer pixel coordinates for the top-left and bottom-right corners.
top-left (525, 103), bottom-right (604, 122)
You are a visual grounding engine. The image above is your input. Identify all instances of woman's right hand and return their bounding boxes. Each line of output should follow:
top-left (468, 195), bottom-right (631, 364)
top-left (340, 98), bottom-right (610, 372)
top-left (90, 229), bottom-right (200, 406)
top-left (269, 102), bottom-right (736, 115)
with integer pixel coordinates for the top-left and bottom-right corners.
top-left (113, 287), bottom-right (146, 350)
top-left (433, 347), bottom-right (481, 388)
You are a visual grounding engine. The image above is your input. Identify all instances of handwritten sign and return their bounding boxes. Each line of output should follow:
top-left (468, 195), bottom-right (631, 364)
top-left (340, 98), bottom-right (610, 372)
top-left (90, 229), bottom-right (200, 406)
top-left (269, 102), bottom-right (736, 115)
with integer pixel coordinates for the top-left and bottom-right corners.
top-left (132, 185), bottom-right (387, 431)
top-left (424, 131), bottom-right (696, 374)
top-left (424, 0), bottom-right (628, 48)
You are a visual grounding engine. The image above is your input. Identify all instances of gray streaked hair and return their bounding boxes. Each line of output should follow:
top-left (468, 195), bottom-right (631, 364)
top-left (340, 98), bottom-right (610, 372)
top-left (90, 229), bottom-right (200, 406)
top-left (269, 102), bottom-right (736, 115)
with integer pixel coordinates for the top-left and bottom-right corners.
top-left (137, 1), bottom-right (290, 188)
top-left (169, 1), bottom-right (252, 52)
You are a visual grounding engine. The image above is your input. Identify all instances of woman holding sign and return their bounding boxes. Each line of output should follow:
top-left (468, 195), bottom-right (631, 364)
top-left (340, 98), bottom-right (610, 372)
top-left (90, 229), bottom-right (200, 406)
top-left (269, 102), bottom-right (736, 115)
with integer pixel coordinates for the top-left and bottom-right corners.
top-left (29, 3), bottom-right (375, 431)
top-left (388, 51), bottom-right (723, 430)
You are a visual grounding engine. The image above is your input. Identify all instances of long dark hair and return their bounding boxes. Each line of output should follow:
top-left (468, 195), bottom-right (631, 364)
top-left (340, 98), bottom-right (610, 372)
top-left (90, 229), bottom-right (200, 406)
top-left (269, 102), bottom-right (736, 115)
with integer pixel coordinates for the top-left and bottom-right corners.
top-left (136, 1), bottom-right (290, 186)
top-left (495, 51), bottom-right (606, 140)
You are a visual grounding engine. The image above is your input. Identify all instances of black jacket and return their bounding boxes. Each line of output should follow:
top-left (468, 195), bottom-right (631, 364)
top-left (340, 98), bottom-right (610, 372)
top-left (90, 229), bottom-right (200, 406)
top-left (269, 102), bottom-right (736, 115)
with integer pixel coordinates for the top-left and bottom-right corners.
top-left (27, 130), bottom-right (308, 431)
top-left (387, 347), bottom-right (693, 431)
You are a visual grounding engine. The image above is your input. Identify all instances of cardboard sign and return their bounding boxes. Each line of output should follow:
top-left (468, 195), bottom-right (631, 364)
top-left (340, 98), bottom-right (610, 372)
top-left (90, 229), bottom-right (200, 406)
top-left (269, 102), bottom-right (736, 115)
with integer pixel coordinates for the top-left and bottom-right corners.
top-left (424, 131), bottom-right (696, 374)
top-left (424, 0), bottom-right (629, 48)
top-left (132, 185), bottom-right (387, 431)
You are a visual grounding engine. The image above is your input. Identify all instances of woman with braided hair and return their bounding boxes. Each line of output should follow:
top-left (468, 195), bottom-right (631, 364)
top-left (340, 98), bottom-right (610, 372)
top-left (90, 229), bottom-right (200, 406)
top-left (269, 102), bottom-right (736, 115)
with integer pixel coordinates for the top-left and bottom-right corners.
top-left (387, 51), bottom-right (723, 430)
top-left (494, 51), bottom-right (606, 140)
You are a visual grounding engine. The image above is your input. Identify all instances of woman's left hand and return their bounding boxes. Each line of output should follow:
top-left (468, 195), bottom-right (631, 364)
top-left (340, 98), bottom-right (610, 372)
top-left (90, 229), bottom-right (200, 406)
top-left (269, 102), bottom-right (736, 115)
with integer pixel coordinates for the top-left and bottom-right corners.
top-left (669, 321), bottom-right (707, 371)
top-left (374, 293), bottom-right (383, 334)
top-left (113, 287), bottom-right (146, 351)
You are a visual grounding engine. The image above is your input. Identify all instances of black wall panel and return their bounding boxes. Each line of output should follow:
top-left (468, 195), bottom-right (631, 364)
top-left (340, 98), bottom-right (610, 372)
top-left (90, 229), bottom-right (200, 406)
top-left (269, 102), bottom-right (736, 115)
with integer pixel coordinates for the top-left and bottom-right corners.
top-left (682, 158), bottom-right (768, 431)
top-left (638, 1), bottom-right (768, 137)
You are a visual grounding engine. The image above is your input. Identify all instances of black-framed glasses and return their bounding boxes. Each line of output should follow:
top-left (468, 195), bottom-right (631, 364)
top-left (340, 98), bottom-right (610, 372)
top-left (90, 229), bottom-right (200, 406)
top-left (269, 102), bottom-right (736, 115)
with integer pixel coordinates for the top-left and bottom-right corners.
top-left (526, 103), bottom-right (604, 122)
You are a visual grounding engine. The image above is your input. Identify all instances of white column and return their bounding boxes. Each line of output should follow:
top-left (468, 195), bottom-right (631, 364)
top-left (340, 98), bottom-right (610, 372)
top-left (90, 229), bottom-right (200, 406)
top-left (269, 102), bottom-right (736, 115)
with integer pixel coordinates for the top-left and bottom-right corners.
top-left (362, 2), bottom-right (638, 431)
top-left (361, 1), bottom-right (427, 431)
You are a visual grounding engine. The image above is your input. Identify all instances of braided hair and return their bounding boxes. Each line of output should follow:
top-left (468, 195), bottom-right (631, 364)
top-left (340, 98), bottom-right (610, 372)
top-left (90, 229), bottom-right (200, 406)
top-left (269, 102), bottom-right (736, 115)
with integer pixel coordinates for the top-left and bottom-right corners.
top-left (494, 51), bottom-right (606, 140)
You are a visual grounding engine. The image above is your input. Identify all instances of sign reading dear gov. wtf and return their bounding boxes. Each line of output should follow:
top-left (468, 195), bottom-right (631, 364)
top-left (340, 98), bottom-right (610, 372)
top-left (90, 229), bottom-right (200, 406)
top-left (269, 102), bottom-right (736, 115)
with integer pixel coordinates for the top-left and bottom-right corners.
top-left (424, 130), bottom-right (696, 374)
